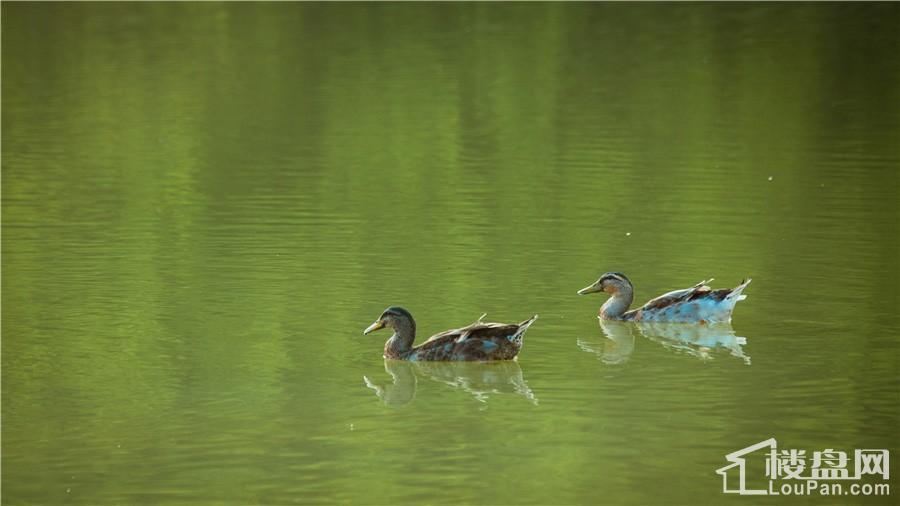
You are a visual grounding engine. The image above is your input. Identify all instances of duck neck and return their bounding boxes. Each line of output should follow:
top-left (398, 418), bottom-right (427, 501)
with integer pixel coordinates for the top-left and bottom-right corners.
top-left (601, 289), bottom-right (634, 320)
top-left (384, 319), bottom-right (416, 359)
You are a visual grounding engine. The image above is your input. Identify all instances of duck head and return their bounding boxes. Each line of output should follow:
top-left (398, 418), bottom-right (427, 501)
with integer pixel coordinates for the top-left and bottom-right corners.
top-left (365, 306), bottom-right (417, 358)
top-left (364, 306), bottom-right (416, 335)
top-left (578, 272), bottom-right (633, 296)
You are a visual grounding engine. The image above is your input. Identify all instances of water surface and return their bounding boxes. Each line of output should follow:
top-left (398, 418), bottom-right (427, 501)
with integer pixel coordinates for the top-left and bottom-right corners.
top-left (3, 3), bottom-right (898, 504)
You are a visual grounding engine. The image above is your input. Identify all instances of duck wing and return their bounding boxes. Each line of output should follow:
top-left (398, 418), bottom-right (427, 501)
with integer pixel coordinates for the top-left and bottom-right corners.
top-left (638, 279), bottom-right (715, 312)
top-left (422, 314), bottom-right (529, 344)
top-left (632, 278), bottom-right (751, 323)
top-left (413, 315), bottom-right (538, 361)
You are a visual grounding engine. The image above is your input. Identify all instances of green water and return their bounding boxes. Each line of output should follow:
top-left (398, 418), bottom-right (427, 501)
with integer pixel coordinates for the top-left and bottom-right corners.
top-left (3, 3), bottom-right (898, 505)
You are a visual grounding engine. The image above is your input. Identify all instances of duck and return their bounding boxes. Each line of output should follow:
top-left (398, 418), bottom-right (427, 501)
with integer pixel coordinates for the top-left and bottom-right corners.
top-left (363, 306), bottom-right (538, 361)
top-left (577, 272), bottom-right (751, 324)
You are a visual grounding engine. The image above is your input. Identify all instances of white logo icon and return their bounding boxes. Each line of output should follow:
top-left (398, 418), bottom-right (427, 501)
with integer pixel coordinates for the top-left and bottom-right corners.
top-left (717, 438), bottom-right (889, 496)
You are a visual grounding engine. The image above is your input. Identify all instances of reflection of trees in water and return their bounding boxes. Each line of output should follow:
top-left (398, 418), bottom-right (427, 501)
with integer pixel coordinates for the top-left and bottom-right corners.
top-left (364, 359), bottom-right (537, 407)
top-left (578, 320), bottom-right (750, 365)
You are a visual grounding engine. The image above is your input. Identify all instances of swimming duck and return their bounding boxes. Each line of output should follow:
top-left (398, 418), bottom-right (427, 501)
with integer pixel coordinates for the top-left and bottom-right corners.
top-left (577, 272), bottom-right (751, 323)
top-left (363, 306), bottom-right (538, 361)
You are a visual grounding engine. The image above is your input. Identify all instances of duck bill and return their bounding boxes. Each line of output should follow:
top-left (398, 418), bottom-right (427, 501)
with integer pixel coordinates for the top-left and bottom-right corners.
top-left (578, 283), bottom-right (601, 295)
top-left (363, 320), bottom-right (385, 335)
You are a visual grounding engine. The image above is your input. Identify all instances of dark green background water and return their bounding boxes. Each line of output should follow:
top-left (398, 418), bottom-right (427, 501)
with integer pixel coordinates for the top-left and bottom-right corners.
top-left (3, 3), bottom-right (898, 505)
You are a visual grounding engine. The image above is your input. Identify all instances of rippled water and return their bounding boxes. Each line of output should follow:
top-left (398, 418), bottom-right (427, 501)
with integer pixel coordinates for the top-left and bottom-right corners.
top-left (3, 3), bottom-right (898, 504)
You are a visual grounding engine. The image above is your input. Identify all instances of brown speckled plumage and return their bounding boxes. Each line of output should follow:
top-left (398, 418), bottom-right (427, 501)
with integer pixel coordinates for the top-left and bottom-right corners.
top-left (364, 307), bottom-right (537, 362)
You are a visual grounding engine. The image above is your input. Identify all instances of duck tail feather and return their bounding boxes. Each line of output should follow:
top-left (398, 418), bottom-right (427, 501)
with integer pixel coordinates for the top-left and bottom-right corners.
top-left (516, 314), bottom-right (539, 335)
top-left (728, 278), bottom-right (752, 301)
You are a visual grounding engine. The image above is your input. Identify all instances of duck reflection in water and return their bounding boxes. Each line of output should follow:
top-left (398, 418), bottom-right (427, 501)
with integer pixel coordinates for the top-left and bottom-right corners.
top-left (364, 359), bottom-right (538, 407)
top-left (577, 321), bottom-right (635, 365)
top-left (578, 320), bottom-right (751, 365)
top-left (636, 321), bottom-right (751, 365)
